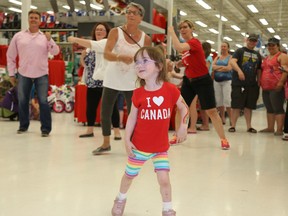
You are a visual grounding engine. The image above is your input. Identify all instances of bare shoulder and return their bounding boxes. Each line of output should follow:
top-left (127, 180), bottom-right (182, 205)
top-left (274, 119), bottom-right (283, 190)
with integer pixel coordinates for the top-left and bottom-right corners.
top-left (144, 34), bottom-right (152, 46)
top-left (108, 27), bottom-right (119, 37)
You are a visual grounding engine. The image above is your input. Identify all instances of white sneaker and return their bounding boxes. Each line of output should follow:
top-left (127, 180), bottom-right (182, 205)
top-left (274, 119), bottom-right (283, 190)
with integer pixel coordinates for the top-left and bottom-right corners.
top-left (282, 133), bottom-right (288, 141)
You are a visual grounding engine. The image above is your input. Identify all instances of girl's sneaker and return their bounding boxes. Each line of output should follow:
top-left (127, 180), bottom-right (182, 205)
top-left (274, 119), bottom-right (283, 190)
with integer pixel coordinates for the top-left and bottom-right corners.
top-left (162, 209), bottom-right (176, 216)
top-left (111, 198), bottom-right (126, 216)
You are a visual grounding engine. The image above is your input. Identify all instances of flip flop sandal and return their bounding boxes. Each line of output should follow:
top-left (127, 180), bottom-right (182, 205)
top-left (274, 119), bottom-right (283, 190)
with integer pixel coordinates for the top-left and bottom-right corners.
top-left (247, 128), bottom-right (257, 133)
top-left (196, 127), bottom-right (210, 131)
top-left (228, 127), bottom-right (236, 132)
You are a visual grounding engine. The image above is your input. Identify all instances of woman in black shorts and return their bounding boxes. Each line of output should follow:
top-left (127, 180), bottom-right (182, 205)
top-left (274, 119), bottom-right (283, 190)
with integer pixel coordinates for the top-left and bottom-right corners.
top-left (168, 20), bottom-right (230, 150)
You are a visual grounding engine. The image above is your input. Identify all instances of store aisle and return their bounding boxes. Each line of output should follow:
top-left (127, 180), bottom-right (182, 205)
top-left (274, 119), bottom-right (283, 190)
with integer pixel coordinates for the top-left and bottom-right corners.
top-left (0, 108), bottom-right (287, 216)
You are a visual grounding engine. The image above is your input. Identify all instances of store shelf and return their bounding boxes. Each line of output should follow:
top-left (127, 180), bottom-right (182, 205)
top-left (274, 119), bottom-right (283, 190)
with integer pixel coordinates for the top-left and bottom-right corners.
top-left (57, 15), bottom-right (165, 34)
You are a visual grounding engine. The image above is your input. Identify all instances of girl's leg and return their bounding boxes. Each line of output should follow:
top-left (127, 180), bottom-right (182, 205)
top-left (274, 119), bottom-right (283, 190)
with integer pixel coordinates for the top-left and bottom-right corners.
top-left (157, 171), bottom-right (172, 202)
top-left (112, 174), bottom-right (133, 216)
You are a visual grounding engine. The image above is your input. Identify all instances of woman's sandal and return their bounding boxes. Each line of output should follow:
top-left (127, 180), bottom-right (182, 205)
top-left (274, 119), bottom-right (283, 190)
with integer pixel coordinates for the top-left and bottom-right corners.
top-left (228, 127), bottom-right (236, 132)
top-left (247, 128), bottom-right (257, 133)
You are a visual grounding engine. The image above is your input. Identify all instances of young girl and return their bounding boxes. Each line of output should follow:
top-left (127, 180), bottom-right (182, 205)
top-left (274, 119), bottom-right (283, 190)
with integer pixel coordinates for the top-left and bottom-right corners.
top-left (111, 47), bottom-right (189, 216)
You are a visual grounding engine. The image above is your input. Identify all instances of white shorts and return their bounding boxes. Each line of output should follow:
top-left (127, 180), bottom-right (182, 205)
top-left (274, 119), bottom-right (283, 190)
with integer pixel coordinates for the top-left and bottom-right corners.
top-left (214, 80), bottom-right (232, 107)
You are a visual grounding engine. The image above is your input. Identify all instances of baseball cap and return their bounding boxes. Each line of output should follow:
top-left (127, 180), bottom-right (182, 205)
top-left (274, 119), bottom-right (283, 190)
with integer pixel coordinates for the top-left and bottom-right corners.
top-left (248, 33), bottom-right (258, 41)
top-left (267, 37), bottom-right (280, 45)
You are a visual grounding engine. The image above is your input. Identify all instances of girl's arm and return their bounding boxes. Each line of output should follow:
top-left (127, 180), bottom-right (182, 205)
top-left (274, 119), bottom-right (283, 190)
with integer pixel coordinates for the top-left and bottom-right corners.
top-left (67, 36), bottom-right (92, 49)
top-left (175, 95), bottom-right (189, 143)
top-left (125, 103), bottom-right (138, 157)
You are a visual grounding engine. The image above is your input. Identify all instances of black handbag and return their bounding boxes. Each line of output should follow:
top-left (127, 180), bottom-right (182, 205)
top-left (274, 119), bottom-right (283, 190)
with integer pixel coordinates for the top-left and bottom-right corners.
top-left (214, 71), bottom-right (232, 82)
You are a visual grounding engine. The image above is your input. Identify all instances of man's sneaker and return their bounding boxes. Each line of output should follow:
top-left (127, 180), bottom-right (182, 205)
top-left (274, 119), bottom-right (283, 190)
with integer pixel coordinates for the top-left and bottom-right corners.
top-left (221, 139), bottom-right (230, 150)
top-left (162, 209), bottom-right (176, 216)
top-left (41, 131), bottom-right (50, 137)
top-left (17, 128), bottom-right (27, 134)
top-left (282, 133), bottom-right (288, 141)
top-left (111, 198), bottom-right (126, 216)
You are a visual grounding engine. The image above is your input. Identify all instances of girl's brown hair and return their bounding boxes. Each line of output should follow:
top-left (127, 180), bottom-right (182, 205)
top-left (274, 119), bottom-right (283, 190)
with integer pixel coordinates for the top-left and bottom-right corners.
top-left (134, 47), bottom-right (168, 87)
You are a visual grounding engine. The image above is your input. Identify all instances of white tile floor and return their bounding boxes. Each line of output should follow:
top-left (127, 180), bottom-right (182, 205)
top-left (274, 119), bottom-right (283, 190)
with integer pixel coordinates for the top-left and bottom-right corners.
top-left (0, 107), bottom-right (287, 216)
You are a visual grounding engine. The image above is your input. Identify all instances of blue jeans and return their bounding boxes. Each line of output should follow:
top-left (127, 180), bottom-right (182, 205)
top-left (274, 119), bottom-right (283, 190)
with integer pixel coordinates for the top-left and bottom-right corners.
top-left (17, 74), bottom-right (51, 132)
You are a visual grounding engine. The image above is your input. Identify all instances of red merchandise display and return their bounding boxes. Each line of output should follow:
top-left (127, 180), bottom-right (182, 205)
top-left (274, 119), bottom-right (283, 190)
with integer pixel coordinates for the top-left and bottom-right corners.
top-left (0, 45), bottom-right (8, 66)
top-left (74, 84), bottom-right (100, 124)
top-left (48, 60), bottom-right (65, 86)
top-left (152, 9), bottom-right (166, 43)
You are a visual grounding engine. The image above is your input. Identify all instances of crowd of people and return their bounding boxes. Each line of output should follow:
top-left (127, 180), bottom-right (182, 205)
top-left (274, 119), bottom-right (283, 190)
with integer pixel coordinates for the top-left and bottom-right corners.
top-left (6, 3), bottom-right (288, 216)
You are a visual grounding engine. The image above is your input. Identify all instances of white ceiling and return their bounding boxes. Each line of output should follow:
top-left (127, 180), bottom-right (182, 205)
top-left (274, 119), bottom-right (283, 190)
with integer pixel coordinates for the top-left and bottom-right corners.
top-left (0, 0), bottom-right (287, 51)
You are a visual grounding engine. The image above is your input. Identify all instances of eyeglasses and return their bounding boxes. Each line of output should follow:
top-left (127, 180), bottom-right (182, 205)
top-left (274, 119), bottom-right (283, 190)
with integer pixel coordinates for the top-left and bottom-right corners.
top-left (178, 25), bottom-right (189, 30)
top-left (126, 10), bottom-right (141, 16)
top-left (249, 39), bottom-right (258, 42)
top-left (135, 59), bottom-right (156, 67)
top-left (96, 28), bottom-right (106, 32)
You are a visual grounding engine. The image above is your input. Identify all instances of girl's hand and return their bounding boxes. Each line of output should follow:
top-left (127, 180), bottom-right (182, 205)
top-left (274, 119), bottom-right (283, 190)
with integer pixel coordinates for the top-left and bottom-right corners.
top-left (175, 124), bottom-right (187, 143)
top-left (125, 141), bottom-right (137, 157)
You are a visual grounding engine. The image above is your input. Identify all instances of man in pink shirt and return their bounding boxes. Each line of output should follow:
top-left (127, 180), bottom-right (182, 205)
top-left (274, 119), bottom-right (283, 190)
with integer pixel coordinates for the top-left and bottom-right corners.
top-left (7, 10), bottom-right (59, 137)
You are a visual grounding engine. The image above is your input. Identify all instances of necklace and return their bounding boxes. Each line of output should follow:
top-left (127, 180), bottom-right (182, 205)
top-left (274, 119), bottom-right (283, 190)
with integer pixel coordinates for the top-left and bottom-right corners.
top-left (125, 25), bottom-right (136, 37)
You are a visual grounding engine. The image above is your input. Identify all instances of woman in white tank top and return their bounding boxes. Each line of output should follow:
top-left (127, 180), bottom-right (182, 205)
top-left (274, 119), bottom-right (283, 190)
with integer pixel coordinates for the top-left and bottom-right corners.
top-left (92, 2), bottom-right (152, 155)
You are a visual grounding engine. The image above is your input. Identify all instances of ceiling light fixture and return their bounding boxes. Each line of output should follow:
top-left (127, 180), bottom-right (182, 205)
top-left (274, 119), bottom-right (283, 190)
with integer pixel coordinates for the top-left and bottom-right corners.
top-left (62, 5), bottom-right (80, 11)
top-left (62, 5), bottom-right (70, 10)
top-left (8, 7), bottom-right (22, 13)
top-left (231, 25), bottom-right (240, 31)
top-left (247, 4), bottom-right (259, 13)
top-left (282, 44), bottom-right (287, 48)
top-left (180, 10), bottom-right (187, 16)
top-left (259, 18), bottom-right (268, 25)
top-left (223, 36), bottom-right (233, 41)
top-left (209, 28), bottom-right (219, 34)
top-left (206, 40), bottom-right (215, 44)
top-left (241, 32), bottom-right (249, 37)
top-left (267, 27), bottom-right (275, 33)
top-left (193, 33), bottom-right (198, 37)
top-left (236, 44), bottom-right (243, 48)
top-left (230, 49), bottom-right (235, 52)
top-left (195, 21), bottom-right (207, 27)
top-left (90, 4), bottom-right (103, 10)
top-left (47, 11), bottom-right (54, 15)
top-left (274, 35), bottom-right (281, 40)
top-left (215, 14), bottom-right (228, 22)
top-left (196, 0), bottom-right (211, 10)
top-left (8, 0), bottom-right (37, 9)
top-left (80, 1), bottom-right (103, 10)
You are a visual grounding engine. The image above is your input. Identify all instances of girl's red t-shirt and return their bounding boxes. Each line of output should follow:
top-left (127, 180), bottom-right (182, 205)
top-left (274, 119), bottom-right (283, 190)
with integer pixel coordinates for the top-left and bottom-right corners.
top-left (131, 82), bottom-right (180, 153)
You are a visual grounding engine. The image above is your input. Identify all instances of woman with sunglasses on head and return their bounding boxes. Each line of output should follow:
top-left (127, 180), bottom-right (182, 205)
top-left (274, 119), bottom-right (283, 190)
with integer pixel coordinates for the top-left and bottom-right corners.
top-left (168, 20), bottom-right (230, 150)
top-left (259, 37), bottom-right (288, 136)
top-left (92, 2), bottom-right (151, 155)
top-left (68, 23), bottom-right (122, 140)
